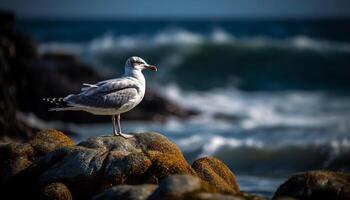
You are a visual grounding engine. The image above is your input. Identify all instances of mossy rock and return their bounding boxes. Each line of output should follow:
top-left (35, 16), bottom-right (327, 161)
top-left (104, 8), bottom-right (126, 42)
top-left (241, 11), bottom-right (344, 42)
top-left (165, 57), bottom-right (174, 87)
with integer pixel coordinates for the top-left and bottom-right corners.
top-left (192, 157), bottom-right (240, 194)
top-left (2, 130), bottom-right (248, 200)
top-left (0, 142), bottom-right (35, 183)
top-left (36, 132), bottom-right (195, 199)
top-left (29, 129), bottom-right (75, 157)
top-left (273, 170), bottom-right (350, 200)
top-left (42, 182), bottom-right (73, 200)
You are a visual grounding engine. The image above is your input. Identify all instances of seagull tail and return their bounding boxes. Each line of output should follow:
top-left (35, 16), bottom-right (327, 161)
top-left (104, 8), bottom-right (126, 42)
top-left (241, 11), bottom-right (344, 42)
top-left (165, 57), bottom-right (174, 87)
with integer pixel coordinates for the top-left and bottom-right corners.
top-left (43, 97), bottom-right (76, 111)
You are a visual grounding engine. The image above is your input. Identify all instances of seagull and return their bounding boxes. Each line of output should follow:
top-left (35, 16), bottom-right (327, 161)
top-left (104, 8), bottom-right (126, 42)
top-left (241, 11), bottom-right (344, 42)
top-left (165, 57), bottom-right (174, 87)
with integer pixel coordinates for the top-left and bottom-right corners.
top-left (43, 56), bottom-right (157, 138)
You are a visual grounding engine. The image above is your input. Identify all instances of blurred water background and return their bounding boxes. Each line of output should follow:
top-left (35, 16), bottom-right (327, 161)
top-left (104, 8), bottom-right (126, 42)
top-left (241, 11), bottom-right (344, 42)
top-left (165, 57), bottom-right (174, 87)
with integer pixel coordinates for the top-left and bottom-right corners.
top-left (19, 19), bottom-right (350, 197)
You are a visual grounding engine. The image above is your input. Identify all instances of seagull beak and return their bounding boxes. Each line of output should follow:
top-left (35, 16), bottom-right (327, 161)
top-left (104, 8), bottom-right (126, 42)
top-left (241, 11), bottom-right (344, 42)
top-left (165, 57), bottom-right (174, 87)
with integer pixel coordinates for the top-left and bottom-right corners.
top-left (145, 65), bottom-right (157, 71)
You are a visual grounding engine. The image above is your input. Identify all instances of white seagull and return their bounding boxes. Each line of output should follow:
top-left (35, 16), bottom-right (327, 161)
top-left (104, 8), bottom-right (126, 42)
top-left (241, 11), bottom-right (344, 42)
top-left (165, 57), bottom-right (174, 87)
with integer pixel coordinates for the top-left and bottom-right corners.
top-left (43, 56), bottom-right (157, 138)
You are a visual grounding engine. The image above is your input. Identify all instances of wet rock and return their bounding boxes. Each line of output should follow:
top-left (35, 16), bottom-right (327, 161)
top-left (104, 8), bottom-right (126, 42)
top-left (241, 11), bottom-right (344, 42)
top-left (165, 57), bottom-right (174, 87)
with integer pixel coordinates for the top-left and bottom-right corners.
top-left (273, 170), bottom-right (350, 200)
top-left (148, 174), bottom-right (217, 200)
top-left (192, 157), bottom-right (240, 194)
top-left (93, 184), bottom-right (157, 200)
top-left (41, 182), bottom-right (73, 200)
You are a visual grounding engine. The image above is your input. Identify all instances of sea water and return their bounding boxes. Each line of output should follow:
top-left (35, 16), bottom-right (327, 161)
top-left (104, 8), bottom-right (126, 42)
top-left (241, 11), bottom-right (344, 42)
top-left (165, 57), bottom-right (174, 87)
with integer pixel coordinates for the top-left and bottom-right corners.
top-left (19, 19), bottom-right (350, 197)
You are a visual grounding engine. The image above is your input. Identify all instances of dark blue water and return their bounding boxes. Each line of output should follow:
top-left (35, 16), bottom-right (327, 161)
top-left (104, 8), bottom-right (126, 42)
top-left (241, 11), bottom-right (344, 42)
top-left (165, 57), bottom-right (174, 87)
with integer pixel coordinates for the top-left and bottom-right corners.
top-left (20, 19), bottom-right (350, 92)
top-left (19, 19), bottom-right (350, 197)
top-left (19, 19), bottom-right (350, 42)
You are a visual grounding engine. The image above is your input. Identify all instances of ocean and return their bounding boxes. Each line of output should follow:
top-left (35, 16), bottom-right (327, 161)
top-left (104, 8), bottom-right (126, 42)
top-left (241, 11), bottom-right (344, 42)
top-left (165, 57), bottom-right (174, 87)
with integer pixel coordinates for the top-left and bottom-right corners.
top-left (19, 19), bottom-right (350, 197)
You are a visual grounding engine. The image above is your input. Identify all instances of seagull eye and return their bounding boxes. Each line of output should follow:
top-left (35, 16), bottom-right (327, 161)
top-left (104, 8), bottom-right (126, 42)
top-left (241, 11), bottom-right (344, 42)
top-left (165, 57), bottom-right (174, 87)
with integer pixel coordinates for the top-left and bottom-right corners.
top-left (133, 61), bottom-right (144, 65)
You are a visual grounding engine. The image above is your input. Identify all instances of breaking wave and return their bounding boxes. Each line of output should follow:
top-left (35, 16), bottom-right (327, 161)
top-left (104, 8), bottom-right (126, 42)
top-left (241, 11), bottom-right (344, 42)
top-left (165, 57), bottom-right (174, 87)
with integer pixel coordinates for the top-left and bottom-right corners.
top-left (39, 28), bottom-right (350, 91)
top-left (39, 28), bottom-right (350, 53)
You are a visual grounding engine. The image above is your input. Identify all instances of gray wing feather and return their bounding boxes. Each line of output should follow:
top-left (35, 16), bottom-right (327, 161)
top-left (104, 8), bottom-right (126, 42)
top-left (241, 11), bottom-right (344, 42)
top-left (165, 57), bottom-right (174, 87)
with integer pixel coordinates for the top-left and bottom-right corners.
top-left (66, 78), bottom-right (140, 108)
top-left (80, 78), bottom-right (139, 95)
top-left (67, 87), bottom-right (138, 108)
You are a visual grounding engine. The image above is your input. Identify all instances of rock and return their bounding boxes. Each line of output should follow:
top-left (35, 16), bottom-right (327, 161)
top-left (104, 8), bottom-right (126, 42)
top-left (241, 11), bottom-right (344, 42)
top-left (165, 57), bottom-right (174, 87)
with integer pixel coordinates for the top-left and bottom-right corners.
top-left (147, 174), bottom-right (254, 200)
top-left (273, 170), bottom-right (350, 200)
top-left (29, 129), bottom-right (75, 157)
top-left (93, 184), bottom-right (157, 200)
top-left (191, 192), bottom-right (245, 200)
top-left (240, 192), bottom-right (268, 200)
top-left (19, 52), bottom-right (111, 124)
top-left (192, 157), bottom-right (240, 194)
top-left (0, 142), bottom-right (35, 183)
top-left (148, 174), bottom-right (217, 200)
top-left (36, 132), bottom-right (195, 199)
top-left (0, 129), bottom-right (74, 185)
top-left (273, 197), bottom-right (299, 200)
top-left (41, 182), bottom-right (73, 200)
top-left (2, 130), bottom-right (249, 200)
top-left (0, 11), bottom-right (38, 140)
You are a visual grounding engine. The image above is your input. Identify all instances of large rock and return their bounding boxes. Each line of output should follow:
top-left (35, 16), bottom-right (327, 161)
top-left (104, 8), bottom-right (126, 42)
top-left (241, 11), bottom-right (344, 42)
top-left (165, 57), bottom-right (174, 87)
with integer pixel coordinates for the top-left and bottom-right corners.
top-left (148, 174), bottom-right (249, 200)
top-left (35, 132), bottom-right (195, 199)
top-left (93, 184), bottom-right (157, 200)
top-left (0, 142), bottom-right (35, 183)
top-left (41, 182), bottom-right (73, 200)
top-left (148, 174), bottom-right (216, 200)
top-left (29, 129), bottom-right (75, 157)
top-left (0, 129), bottom-right (74, 184)
top-left (1, 129), bottom-right (271, 200)
top-left (273, 170), bottom-right (350, 200)
top-left (0, 11), bottom-right (38, 140)
top-left (192, 157), bottom-right (240, 194)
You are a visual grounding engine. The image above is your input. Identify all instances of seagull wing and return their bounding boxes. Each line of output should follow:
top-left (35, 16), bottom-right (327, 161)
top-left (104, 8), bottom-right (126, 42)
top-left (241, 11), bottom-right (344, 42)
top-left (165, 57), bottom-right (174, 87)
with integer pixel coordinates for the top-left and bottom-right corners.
top-left (81, 78), bottom-right (116, 91)
top-left (66, 78), bottom-right (140, 109)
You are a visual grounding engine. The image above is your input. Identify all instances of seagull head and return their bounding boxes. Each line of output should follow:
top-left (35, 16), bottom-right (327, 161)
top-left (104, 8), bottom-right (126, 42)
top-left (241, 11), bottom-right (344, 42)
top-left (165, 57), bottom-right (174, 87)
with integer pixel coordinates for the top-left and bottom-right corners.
top-left (125, 56), bottom-right (157, 72)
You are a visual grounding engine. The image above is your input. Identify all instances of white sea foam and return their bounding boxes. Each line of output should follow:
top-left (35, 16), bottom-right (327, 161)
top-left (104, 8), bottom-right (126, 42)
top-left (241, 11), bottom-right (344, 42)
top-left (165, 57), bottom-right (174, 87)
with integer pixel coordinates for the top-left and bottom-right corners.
top-left (159, 84), bottom-right (350, 131)
top-left (39, 28), bottom-right (350, 55)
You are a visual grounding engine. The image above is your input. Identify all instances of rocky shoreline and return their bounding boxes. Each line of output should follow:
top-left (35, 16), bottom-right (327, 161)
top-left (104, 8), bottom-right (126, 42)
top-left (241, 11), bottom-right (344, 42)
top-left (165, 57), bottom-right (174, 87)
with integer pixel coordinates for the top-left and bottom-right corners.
top-left (1, 129), bottom-right (349, 200)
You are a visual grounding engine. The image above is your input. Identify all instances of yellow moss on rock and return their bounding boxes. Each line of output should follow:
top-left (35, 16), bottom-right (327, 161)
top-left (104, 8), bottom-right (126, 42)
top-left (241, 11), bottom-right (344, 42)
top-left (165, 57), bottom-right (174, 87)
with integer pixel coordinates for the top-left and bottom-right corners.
top-left (29, 129), bottom-right (75, 157)
top-left (192, 157), bottom-right (240, 194)
top-left (0, 142), bottom-right (35, 183)
top-left (146, 151), bottom-right (197, 183)
top-left (42, 182), bottom-right (73, 200)
top-left (273, 170), bottom-right (350, 200)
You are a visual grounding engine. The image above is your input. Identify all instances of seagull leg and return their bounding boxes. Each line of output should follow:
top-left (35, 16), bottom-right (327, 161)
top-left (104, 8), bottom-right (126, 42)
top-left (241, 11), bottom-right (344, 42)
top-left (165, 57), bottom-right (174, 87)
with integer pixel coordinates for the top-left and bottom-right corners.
top-left (117, 114), bottom-right (134, 139)
top-left (112, 115), bottom-right (119, 136)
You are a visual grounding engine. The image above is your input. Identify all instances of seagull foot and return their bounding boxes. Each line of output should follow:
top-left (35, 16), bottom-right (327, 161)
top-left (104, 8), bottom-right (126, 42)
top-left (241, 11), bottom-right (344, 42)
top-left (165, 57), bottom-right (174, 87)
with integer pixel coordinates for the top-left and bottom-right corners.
top-left (114, 132), bottom-right (134, 139)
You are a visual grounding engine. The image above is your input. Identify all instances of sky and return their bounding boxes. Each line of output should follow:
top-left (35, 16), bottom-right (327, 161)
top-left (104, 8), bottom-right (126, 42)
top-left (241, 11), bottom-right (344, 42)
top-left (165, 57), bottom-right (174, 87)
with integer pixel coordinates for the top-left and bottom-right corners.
top-left (1, 0), bottom-right (350, 19)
